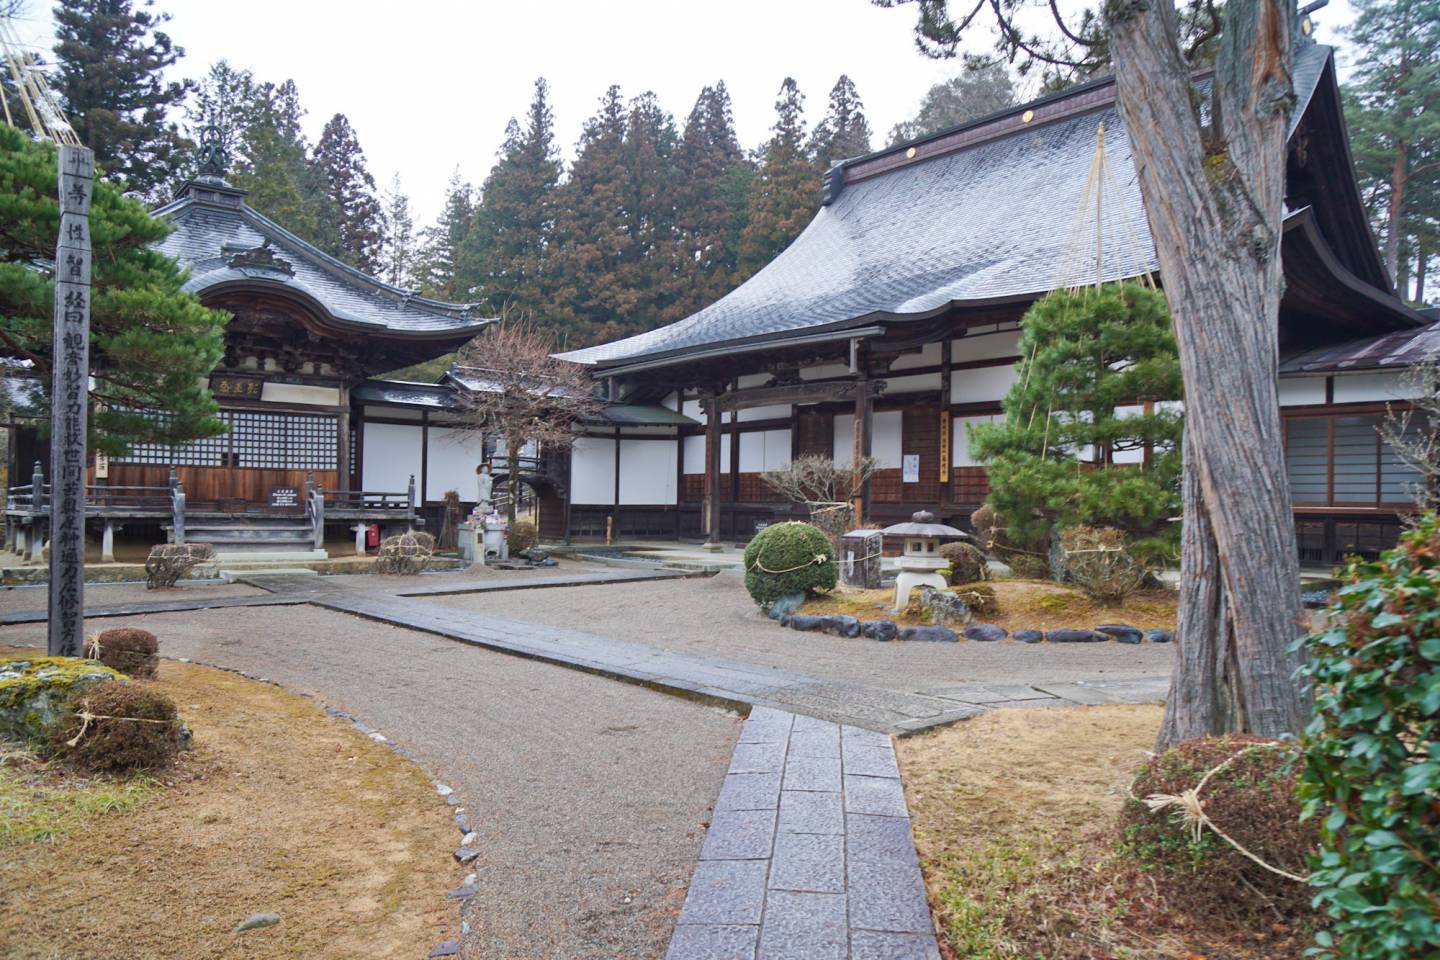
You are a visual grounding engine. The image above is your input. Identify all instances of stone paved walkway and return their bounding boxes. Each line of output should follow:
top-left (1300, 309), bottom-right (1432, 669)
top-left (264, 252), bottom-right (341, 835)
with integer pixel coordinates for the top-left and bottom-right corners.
top-left (668, 706), bottom-right (940, 960)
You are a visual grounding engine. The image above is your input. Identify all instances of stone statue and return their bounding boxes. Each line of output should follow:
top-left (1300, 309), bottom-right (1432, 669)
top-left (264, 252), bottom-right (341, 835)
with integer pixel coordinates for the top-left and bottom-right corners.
top-left (475, 464), bottom-right (494, 515)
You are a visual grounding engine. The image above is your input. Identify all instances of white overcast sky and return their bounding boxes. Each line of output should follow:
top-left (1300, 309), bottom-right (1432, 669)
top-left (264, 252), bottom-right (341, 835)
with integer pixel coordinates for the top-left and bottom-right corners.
top-left (9, 0), bottom-right (1357, 224)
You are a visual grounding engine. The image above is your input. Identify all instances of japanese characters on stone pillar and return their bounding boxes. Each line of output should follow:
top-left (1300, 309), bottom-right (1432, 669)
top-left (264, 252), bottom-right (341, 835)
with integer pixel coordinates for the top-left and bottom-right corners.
top-left (48, 145), bottom-right (94, 657)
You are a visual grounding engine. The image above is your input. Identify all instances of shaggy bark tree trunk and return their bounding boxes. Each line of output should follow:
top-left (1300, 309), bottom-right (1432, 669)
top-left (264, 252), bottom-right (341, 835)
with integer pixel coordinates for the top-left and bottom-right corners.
top-left (1107, 0), bottom-right (1311, 747)
top-left (1385, 141), bottom-right (1409, 284)
top-left (506, 436), bottom-right (521, 527)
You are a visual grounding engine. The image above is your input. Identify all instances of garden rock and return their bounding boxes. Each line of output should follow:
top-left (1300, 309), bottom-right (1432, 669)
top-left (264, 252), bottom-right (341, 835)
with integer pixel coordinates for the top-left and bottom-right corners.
top-left (767, 592), bottom-right (805, 621)
top-left (1046, 628), bottom-right (1107, 643)
top-left (1014, 629), bottom-right (1045, 644)
top-left (1095, 623), bottom-right (1143, 644)
top-left (235, 913), bottom-right (280, 933)
top-left (916, 585), bottom-right (972, 627)
top-left (1300, 590), bottom-right (1332, 609)
top-left (899, 625), bottom-right (958, 643)
top-left (0, 657), bottom-right (124, 742)
top-left (963, 623), bottom-right (1007, 642)
top-left (1146, 628), bottom-right (1173, 643)
top-left (985, 560), bottom-right (1015, 579)
top-left (861, 620), bottom-right (898, 642)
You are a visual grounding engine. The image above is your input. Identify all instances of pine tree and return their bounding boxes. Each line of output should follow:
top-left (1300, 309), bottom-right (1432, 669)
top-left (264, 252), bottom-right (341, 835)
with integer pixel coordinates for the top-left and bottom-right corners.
top-left (1341, 0), bottom-right (1440, 290)
top-left (888, 58), bottom-right (1016, 145)
top-left (810, 75), bottom-right (873, 170)
top-left (310, 113), bottom-right (385, 273)
top-left (463, 78), bottom-right (563, 317)
top-left (0, 126), bottom-right (228, 452)
top-left (737, 78), bottom-right (817, 277)
top-left (969, 283), bottom-right (1182, 548)
top-left (231, 80), bottom-right (339, 254)
top-left (50, 0), bottom-right (192, 201)
top-left (380, 174), bottom-right (416, 289)
top-left (415, 170), bottom-right (475, 301)
top-left (548, 85), bottom-right (632, 344)
top-left (670, 82), bottom-right (750, 320)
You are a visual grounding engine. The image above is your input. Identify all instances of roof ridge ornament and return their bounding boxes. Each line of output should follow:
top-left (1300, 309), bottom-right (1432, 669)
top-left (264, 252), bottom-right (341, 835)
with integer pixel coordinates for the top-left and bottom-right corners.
top-left (196, 123), bottom-right (230, 182)
top-left (228, 238), bottom-right (295, 277)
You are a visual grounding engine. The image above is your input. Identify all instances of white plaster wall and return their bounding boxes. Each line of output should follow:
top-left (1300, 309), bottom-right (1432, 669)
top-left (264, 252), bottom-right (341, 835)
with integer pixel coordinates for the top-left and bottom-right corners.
top-left (953, 414), bottom-right (1002, 467)
top-left (361, 422), bottom-right (423, 494)
top-left (619, 439), bottom-right (677, 504)
top-left (1278, 376), bottom-right (1326, 406)
top-left (262, 383), bottom-right (340, 406)
top-left (833, 414), bottom-right (854, 468)
top-left (425, 426), bottom-right (484, 501)
top-left (952, 364), bottom-right (1019, 404)
top-left (570, 437), bottom-right (617, 505)
top-left (883, 372), bottom-right (942, 395)
top-left (1110, 405), bottom-right (1146, 465)
top-left (952, 330), bottom-right (1022, 363)
top-left (890, 341), bottom-right (942, 371)
top-left (662, 392), bottom-right (679, 411)
top-left (737, 403), bottom-right (792, 422)
top-left (682, 398), bottom-right (704, 422)
top-left (683, 434), bottom-right (706, 474)
top-left (1332, 371), bottom-right (1422, 403)
top-left (873, 411), bottom-right (903, 467)
top-left (739, 429), bottom-right (792, 472)
top-left (800, 363), bottom-right (852, 381)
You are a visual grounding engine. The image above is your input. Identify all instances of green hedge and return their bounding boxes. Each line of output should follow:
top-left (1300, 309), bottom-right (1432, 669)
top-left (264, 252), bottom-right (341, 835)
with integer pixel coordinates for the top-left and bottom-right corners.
top-left (1298, 514), bottom-right (1440, 959)
top-left (743, 522), bottom-right (837, 607)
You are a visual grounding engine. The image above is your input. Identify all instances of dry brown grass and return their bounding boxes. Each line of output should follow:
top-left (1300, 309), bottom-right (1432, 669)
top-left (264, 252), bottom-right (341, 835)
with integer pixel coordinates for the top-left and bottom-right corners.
top-left (897, 705), bottom-right (1314, 959)
top-left (804, 579), bottom-right (1178, 631)
top-left (0, 645), bottom-right (456, 959)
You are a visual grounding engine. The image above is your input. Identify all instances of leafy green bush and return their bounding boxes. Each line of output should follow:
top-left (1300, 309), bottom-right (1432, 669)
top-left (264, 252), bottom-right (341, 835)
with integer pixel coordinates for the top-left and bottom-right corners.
top-left (743, 522), bottom-right (837, 607)
top-left (1298, 514), bottom-right (1440, 959)
top-left (49, 681), bottom-right (183, 772)
top-left (939, 541), bottom-right (987, 584)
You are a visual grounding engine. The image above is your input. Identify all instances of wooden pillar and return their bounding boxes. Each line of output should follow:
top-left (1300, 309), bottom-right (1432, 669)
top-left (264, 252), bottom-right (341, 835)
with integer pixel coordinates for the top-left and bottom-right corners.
top-left (852, 376), bottom-right (873, 524)
top-left (336, 386), bottom-right (351, 492)
top-left (704, 397), bottom-right (722, 545)
top-left (939, 338), bottom-right (953, 509)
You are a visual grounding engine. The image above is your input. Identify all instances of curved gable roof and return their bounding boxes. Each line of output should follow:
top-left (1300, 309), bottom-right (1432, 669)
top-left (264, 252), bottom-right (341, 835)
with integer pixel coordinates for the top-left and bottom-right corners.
top-left (562, 43), bottom-right (1359, 369)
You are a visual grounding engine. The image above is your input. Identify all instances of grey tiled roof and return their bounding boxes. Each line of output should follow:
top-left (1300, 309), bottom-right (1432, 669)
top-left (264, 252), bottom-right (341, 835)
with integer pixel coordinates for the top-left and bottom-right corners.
top-left (563, 45), bottom-right (1334, 368)
top-left (152, 191), bottom-right (491, 336)
top-left (352, 379), bottom-right (457, 408)
top-left (1280, 321), bottom-right (1440, 374)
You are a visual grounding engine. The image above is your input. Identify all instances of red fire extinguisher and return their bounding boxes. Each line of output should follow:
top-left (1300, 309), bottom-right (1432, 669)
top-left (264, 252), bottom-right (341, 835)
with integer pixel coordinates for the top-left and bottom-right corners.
top-left (366, 523), bottom-right (381, 547)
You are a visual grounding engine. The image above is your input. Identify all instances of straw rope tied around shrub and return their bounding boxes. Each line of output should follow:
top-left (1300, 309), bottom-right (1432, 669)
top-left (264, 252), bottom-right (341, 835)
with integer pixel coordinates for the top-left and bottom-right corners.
top-left (743, 522), bottom-right (839, 607)
top-left (748, 552), bottom-right (833, 575)
top-left (1137, 742), bottom-right (1309, 884)
top-left (62, 696), bottom-right (177, 748)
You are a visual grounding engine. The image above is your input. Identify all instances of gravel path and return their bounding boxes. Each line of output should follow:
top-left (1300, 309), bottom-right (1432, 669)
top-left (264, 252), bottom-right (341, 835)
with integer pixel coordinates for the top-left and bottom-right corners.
top-left (3, 605), bottom-right (739, 960)
top-left (0, 580), bottom-right (265, 613)
top-left (426, 575), bottom-right (1174, 693)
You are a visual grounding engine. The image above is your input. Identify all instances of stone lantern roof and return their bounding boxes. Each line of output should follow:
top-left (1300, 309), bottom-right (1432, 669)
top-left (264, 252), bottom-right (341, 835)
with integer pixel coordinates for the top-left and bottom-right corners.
top-left (881, 510), bottom-right (966, 540)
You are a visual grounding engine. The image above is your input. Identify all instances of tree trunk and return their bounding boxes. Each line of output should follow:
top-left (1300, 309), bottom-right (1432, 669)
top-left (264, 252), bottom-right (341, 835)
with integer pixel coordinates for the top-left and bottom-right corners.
top-left (1414, 245), bottom-right (1427, 303)
top-left (1385, 141), bottom-right (1408, 285)
top-left (1107, 0), bottom-right (1310, 748)
top-left (507, 437), bottom-right (521, 527)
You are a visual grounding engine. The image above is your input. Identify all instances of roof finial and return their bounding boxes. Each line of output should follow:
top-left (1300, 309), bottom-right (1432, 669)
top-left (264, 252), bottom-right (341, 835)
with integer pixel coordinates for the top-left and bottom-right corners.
top-left (196, 123), bottom-right (229, 181)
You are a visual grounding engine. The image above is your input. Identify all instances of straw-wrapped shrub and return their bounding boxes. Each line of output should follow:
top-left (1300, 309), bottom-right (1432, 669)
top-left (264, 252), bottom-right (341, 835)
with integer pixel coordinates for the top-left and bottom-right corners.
top-left (49, 681), bottom-right (183, 772)
top-left (89, 628), bottom-right (159, 679)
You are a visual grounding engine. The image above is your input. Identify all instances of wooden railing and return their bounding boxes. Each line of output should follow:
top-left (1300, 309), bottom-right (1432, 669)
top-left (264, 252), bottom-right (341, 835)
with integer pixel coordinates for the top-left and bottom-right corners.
top-left (321, 475), bottom-right (417, 514)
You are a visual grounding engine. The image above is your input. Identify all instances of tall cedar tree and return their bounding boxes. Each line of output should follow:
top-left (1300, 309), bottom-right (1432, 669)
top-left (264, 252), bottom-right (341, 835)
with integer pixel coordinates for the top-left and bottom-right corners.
top-left (231, 80), bottom-right (340, 255)
top-left (617, 92), bottom-right (683, 333)
top-left (888, 58), bottom-right (1016, 145)
top-left (1341, 0), bottom-right (1439, 294)
top-left (669, 82), bottom-right (750, 321)
top-left (969, 283), bottom-right (1183, 548)
top-left (310, 114), bottom-right (384, 272)
top-left (548, 86), bottom-right (633, 345)
top-left (880, 0), bottom-right (1312, 745)
top-left (463, 78), bottom-right (563, 318)
top-left (738, 78), bottom-right (817, 277)
top-left (415, 170), bottom-right (474, 301)
top-left (50, 0), bottom-right (191, 201)
top-left (810, 75), bottom-right (874, 170)
top-left (0, 126), bottom-right (227, 452)
top-left (380, 173), bottom-right (417, 289)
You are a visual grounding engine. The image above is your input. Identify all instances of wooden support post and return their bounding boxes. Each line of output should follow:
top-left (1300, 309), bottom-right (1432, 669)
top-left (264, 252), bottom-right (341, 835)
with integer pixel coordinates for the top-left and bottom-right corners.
top-left (704, 397), bottom-right (722, 546)
top-left (48, 144), bottom-right (92, 658)
top-left (852, 369), bottom-right (873, 525)
top-left (28, 521), bottom-right (44, 564)
top-left (101, 519), bottom-right (115, 563)
top-left (337, 391), bottom-right (351, 493)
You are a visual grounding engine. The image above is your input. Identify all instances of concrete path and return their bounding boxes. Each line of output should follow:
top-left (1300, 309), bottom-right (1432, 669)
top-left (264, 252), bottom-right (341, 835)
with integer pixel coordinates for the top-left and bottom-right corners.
top-left (668, 707), bottom-right (940, 960)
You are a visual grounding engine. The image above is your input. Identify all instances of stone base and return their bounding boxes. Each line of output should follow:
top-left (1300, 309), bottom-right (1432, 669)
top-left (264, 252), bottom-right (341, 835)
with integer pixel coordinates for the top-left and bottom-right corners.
top-left (893, 570), bottom-right (947, 612)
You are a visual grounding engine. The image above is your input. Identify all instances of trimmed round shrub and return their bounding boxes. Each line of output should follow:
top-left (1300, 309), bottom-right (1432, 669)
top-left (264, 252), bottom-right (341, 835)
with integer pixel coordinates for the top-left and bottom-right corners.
top-left (507, 519), bottom-right (538, 555)
top-left (49, 680), bottom-right (183, 772)
top-left (90, 628), bottom-right (158, 679)
top-left (939, 541), bottom-right (987, 584)
top-left (953, 583), bottom-right (998, 617)
top-left (743, 522), bottom-right (837, 607)
top-left (1299, 514), bottom-right (1440, 959)
top-left (1120, 735), bottom-right (1316, 924)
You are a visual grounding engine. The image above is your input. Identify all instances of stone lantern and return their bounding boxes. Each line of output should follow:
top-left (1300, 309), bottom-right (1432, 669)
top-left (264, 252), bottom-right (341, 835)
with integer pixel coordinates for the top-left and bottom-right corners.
top-left (882, 510), bottom-right (966, 611)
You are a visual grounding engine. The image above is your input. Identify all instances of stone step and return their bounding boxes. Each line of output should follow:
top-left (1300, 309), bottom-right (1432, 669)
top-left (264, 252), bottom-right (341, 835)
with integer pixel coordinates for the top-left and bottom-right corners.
top-left (211, 548), bottom-right (329, 562)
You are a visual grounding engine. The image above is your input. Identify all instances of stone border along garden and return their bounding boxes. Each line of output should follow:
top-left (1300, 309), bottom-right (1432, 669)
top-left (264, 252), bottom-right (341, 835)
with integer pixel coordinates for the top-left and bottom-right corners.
top-left (153, 653), bottom-right (473, 959)
top-left (774, 611), bottom-right (1174, 645)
